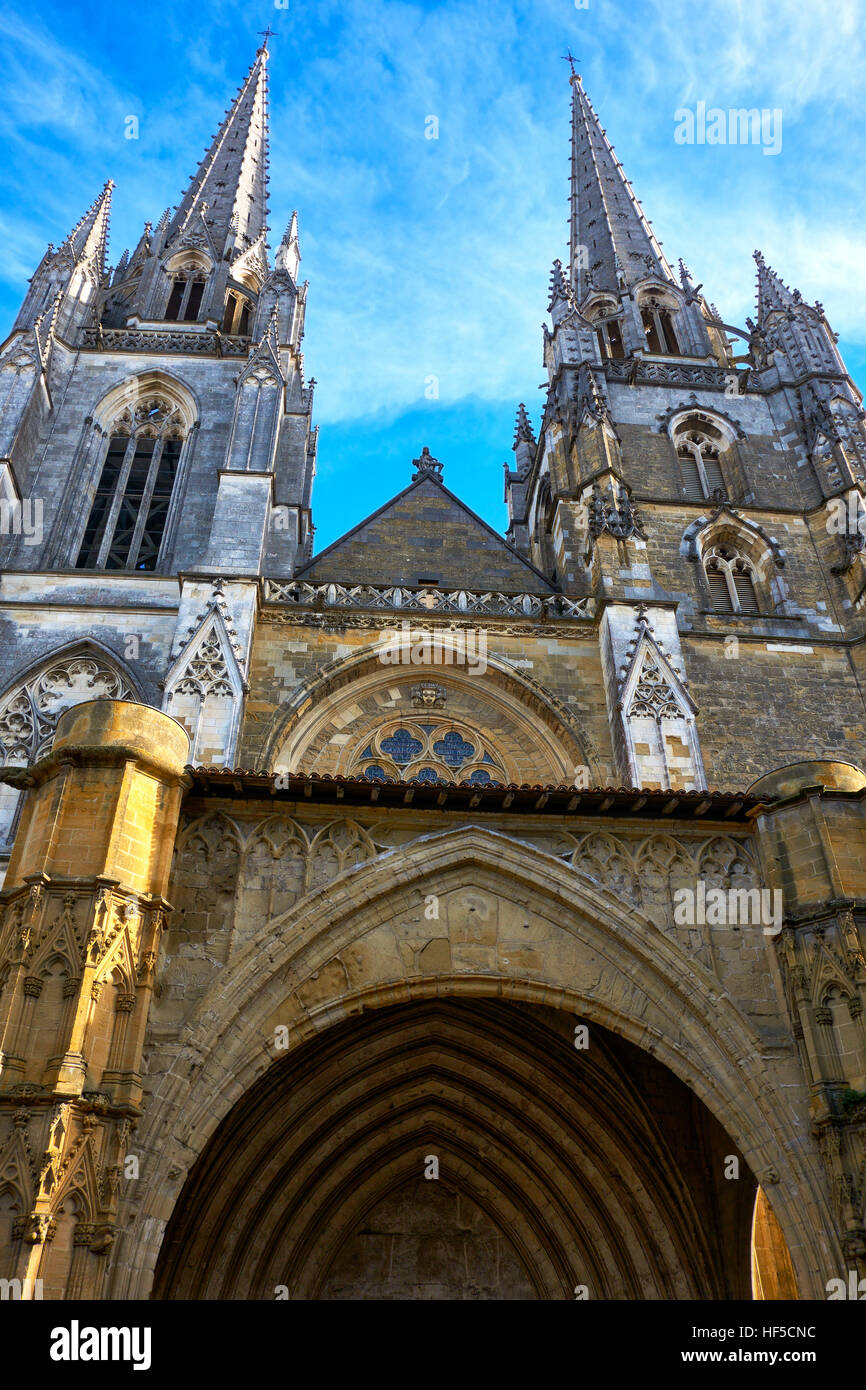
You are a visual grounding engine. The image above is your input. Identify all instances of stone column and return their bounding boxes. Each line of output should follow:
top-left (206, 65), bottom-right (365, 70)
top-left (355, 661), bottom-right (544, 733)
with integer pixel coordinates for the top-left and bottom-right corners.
top-left (750, 759), bottom-right (866, 1282)
top-left (0, 699), bottom-right (189, 1298)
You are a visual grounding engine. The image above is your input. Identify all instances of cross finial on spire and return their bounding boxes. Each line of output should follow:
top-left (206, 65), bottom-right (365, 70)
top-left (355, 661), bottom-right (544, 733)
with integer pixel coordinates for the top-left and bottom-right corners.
top-left (562, 51), bottom-right (581, 81)
top-left (257, 26), bottom-right (275, 50)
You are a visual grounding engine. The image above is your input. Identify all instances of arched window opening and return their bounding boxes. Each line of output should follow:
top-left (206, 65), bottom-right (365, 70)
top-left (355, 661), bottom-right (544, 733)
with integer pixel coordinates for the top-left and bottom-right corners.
top-left (594, 316), bottom-right (625, 360)
top-left (674, 420), bottom-right (728, 501)
top-left (76, 396), bottom-right (186, 572)
top-left (641, 301), bottom-right (680, 356)
top-left (222, 292), bottom-right (253, 336)
top-left (587, 300), bottom-right (625, 361)
top-left (534, 482), bottom-right (557, 582)
top-left (166, 273), bottom-right (206, 322)
top-left (704, 546), bottom-right (759, 614)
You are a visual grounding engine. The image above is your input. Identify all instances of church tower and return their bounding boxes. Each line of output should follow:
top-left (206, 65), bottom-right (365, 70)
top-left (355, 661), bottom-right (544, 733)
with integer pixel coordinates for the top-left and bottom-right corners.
top-left (506, 68), bottom-right (866, 795)
top-left (0, 39), bottom-right (317, 856)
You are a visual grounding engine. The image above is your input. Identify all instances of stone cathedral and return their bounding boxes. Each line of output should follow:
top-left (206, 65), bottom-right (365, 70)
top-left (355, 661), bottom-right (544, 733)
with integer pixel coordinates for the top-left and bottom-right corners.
top-left (0, 42), bottom-right (864, 1303)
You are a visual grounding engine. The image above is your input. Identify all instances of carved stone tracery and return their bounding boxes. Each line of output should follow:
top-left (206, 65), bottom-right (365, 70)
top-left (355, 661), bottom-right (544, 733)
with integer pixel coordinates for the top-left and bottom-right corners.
top-left (0, 656), bottom-right (133, 767)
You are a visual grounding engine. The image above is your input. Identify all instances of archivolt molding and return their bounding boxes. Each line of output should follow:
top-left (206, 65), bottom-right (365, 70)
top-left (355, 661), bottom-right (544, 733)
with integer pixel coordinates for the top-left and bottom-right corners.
top-left (680, 504), bottom-right (786, 569)
top-left (152, 1000), bottom-right (752, 1300)
top-left (256, 644), bottom-right (594, 783)
top-left (114, 826), bottom-right (835, 1298)
top-left (164, 248), bottom-right (213, 279)
top-left (657, 398), bottom-right (747, 442)
top-left (89, 369), bottom-right (199, 437)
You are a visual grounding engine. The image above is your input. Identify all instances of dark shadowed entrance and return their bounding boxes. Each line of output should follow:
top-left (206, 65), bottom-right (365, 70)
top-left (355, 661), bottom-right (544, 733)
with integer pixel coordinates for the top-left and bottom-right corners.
top-left (154, 999), bottom-right (773, 1299)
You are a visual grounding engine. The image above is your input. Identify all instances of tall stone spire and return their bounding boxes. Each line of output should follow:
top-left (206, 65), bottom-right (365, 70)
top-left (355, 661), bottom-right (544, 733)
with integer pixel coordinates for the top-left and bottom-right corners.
top-left (164, 42), bottom-right (270, 258)
top-left (568, 72), bottom-right (675, 301)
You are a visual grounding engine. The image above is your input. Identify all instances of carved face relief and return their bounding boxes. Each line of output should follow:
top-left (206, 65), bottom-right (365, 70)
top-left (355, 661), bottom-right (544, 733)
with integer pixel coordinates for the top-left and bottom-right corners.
top-left (411, 683), bottom-right (445, 709)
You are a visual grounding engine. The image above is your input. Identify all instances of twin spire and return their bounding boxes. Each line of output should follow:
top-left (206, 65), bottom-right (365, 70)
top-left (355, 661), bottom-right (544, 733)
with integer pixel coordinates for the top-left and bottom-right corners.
top-left (166, 44), bottom-right (271, 256)
top-left (568, 72), bottom-right (675, 301)
top-left (32, 53), bottom-right (812, 359)
top-left (565, 72), bottom-right (809, 336)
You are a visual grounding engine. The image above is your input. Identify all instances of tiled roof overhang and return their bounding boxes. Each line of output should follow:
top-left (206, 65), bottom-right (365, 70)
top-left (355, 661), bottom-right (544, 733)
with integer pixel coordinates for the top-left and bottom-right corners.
top-left (184, 767), bottom-right (763, 823)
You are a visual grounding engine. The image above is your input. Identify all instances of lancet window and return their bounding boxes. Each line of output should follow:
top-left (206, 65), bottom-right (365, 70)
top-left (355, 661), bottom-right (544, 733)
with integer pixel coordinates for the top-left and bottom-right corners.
top-left (674, 420), bottom-right (727, 501)
top-left (222, 291), bottom-right (253, 336)
top-left (704, 545), bottom-right (759, 613)
top-left (641, 300), bottom-right (680, 355)
top-left (75, 396), bottom-right (186, 572)
top-left (165, 273), bottom-right (206, 321)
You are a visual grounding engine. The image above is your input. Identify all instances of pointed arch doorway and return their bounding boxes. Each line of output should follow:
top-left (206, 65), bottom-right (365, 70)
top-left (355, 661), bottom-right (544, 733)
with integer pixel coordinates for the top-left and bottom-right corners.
top-left (153, 997), bottom-right (795, 1300)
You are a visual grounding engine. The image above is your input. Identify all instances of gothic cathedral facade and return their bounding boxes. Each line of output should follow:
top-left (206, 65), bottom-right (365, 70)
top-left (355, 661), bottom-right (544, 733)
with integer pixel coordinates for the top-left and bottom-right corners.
top-left (0, 44), bottom-right (864, 1300)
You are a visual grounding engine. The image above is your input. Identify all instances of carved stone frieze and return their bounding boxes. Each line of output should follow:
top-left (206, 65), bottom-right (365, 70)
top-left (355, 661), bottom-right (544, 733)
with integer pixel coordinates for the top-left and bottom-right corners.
top-left (264, 579), bottom-right (593, 622)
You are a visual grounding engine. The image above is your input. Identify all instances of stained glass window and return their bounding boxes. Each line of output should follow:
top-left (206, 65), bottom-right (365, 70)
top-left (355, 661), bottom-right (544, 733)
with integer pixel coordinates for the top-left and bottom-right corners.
top-left (380, 728), bottom-right (423, 764)
top-left (432, 731), bottom-right (475, 765)
top-left (353, 719), bottom-right (506, 788)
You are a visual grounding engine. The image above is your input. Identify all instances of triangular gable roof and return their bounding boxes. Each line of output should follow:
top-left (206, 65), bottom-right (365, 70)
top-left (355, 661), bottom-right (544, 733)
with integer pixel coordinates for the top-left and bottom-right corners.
top-left (296, 470), bottom-right (555, 592)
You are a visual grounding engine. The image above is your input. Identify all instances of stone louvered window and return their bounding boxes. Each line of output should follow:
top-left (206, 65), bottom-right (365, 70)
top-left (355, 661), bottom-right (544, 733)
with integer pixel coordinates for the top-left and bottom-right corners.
top-left (75, 397), bottom-right (186, 572)
top-left (704, 546), bottom-right (759, 613)
top-left (674, 420), bottom-right (727, 501)
top-left (352, 721), bottom-right (506, 787)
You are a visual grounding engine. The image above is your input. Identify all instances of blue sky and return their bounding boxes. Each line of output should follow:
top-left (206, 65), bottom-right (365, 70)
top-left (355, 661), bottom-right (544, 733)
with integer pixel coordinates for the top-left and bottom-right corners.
top-left (1, 0), bottom-right (864, 549)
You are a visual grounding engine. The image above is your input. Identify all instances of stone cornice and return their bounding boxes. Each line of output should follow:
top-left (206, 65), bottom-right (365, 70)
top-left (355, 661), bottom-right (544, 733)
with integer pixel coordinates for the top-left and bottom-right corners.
top-left (0, 744), bottom-right (192, 791)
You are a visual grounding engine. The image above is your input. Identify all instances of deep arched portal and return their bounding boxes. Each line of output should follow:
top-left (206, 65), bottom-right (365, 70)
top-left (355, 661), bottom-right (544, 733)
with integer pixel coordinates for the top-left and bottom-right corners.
top-left (106, 822), bottom-right (832, 1301)
top-left (154, 998), bottom-right (765, 1300)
